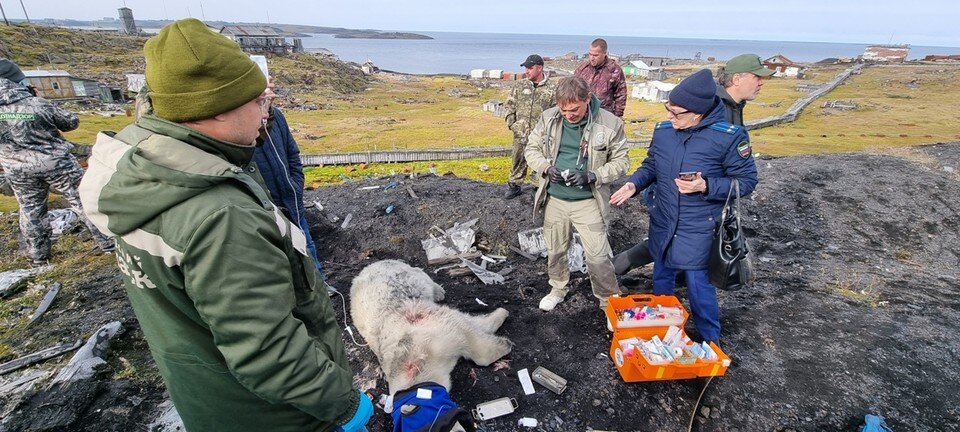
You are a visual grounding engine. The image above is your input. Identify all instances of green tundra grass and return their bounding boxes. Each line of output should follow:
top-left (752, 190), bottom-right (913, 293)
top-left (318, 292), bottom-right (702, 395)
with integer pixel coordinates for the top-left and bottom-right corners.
top-left (61, 64), bottom-right (960, 186)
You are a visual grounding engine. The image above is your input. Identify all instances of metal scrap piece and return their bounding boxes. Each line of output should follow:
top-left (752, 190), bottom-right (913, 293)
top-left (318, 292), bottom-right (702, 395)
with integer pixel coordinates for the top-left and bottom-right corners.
top-left (28, 282), bottom-right (60, 326)
top-left (461, 259), bottom-right (505, 285)
top-left (52, 321), bottom-right (123, 384)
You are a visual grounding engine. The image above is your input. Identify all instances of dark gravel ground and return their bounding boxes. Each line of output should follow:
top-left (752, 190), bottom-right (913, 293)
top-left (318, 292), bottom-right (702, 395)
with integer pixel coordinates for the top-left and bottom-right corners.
top-left (1, 143), bottom-right (958, 431)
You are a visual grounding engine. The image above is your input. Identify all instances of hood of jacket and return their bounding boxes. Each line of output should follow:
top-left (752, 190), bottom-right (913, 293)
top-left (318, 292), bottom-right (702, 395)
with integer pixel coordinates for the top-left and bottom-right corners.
top-left (82, 114), bottom-right (260, 237)
top-left (0, 78), bottom-right (32, 106)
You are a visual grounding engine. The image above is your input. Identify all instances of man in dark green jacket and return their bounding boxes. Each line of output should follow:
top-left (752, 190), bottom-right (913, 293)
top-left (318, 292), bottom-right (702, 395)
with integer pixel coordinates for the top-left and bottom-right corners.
top-left (78, 19), bottom-right (371, 432)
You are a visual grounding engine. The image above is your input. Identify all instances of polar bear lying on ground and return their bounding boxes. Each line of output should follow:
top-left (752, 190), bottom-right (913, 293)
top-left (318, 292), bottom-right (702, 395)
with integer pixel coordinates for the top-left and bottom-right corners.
top-left (350, 259), bottom-right (512, 394)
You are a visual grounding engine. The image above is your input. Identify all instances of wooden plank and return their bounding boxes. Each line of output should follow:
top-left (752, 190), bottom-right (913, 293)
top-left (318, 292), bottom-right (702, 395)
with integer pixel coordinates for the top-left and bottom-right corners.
top-left (0, 340), bottom-right (83, 376)
top-left (509, 245), bottom-right (538, 262)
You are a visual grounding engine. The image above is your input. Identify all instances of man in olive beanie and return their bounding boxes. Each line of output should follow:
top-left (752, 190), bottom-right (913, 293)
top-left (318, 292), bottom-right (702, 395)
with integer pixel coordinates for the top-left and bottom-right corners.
top-left (79, 18), bottom-right (372, 432)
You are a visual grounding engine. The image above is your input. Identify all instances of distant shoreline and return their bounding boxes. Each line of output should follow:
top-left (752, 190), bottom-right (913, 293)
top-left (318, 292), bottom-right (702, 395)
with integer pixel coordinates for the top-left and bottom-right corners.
top-left (332, 31), bottom-right (433, 40)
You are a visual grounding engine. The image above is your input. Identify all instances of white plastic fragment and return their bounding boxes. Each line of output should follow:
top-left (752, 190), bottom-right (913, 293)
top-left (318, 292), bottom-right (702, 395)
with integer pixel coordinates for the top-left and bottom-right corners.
top-left (517, 368), bottom-right (535, 395)
top-left (518, 417), bottom-right (539, 427)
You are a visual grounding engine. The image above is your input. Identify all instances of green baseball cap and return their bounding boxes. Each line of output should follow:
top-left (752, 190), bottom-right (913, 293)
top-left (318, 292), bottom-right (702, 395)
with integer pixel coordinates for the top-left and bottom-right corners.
top-left (724, 54), bottom-right (775, 76)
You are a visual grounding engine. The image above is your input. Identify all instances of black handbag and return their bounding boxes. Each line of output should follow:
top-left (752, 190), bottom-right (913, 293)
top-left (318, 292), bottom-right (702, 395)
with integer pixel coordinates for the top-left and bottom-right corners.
top-left (708, 179), bottom-right (753, 291)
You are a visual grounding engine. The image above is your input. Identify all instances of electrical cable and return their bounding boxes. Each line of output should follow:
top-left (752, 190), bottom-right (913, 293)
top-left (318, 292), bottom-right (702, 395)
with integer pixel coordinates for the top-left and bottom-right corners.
top-left (329, 287), bottom-right (367, 347)
top-left (687, 376), bottom-right (714, 432)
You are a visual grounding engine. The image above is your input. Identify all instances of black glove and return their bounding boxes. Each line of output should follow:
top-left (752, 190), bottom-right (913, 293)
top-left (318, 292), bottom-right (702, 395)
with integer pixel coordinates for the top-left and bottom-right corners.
top-left (545, 166), bottom-right (564, 183)
top-left (565, 170), bottom-right (596, 187)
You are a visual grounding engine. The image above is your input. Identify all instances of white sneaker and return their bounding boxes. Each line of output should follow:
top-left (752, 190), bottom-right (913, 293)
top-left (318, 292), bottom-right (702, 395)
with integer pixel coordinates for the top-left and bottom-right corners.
top-left (538, 293), bottom-right (565, 311)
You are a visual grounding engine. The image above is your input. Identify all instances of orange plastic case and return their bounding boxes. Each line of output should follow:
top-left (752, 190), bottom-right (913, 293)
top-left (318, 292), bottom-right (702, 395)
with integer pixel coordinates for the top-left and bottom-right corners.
top-left (606, 294), bottom-right (731, 382)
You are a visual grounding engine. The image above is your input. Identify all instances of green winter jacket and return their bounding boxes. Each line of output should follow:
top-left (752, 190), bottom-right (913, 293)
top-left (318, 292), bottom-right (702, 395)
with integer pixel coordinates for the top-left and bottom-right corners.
top-left (78, 115), bottom-right (357, 432)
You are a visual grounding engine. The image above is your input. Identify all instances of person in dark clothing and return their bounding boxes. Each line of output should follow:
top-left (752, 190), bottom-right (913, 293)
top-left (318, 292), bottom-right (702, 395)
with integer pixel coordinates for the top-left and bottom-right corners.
top-left (716, 54), bottom-right (775, 126)
top-left (610, 69), bottom-right (758, 342)
top-left (253, 95), bottom-right (326, 278)
top-left (0, 58), bottom-right (114, 265)
top-left (574, 38), bottom-right (627, 117)
top-left (612, 56), bottom-right (772, 276)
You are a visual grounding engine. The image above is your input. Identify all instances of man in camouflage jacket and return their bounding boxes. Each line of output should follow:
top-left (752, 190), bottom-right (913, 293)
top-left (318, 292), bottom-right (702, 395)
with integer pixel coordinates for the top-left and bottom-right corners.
top-left (574, 38), bottom-right (627, 117)
top-left (0, 59), bottom-right (113, 264)
top-left (503, 54), bottom-right (557, 199)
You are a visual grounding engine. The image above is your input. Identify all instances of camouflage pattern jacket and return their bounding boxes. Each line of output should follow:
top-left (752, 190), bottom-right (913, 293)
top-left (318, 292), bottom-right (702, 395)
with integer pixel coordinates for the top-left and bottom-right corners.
top-left (0, 78), bottom-right (78, 172)
top-left (575, 58), bottom-right (628, 117)
top-left (504, 74), bottom-right (557, 142)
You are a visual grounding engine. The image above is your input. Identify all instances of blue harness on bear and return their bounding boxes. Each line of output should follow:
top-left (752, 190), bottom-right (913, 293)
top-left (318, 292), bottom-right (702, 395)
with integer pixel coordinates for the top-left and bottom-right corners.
top-left (390, 382), bottom-right (475, 432)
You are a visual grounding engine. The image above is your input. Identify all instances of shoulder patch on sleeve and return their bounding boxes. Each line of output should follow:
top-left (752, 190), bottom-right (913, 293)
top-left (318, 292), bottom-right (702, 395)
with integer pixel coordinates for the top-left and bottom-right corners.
top-left (709, 122), bottom-right (741, 135)
top-left (655, 120), bottom-right (672, 130)
top-left (736, 140), bottom-right (752, 159)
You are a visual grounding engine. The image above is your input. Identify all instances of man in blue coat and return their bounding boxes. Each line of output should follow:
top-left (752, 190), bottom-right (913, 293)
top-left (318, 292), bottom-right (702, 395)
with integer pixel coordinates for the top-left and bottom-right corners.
top-left (610, 69), bottom-right (758, 342)
top-left (253, 99), bottom-right (326, 278)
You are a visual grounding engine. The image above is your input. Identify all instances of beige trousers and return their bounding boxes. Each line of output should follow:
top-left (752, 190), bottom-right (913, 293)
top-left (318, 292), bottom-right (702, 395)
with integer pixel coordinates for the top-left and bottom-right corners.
top-left (542, 196), bottom-right (620, 304)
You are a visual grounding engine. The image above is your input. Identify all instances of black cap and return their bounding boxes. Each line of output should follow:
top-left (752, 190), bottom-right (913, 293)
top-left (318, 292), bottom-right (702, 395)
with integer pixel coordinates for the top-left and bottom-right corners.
top-left (520, 54), bottom-right (544, 68)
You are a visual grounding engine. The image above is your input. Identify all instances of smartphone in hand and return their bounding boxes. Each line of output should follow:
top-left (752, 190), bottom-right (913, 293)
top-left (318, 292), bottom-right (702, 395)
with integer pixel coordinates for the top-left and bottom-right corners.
top-left (678, 171), bottom-right (697, 181)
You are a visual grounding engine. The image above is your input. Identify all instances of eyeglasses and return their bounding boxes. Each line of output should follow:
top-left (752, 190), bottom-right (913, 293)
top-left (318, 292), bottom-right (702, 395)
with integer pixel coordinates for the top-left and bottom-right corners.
top-left (664, 103), bottom-right (691, 117)
top-left (257, 95), bottom-right (271, 114)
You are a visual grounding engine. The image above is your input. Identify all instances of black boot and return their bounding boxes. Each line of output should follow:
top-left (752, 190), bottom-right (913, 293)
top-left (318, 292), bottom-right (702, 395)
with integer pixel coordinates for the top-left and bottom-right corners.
top-left (503, 183), bottom-right (522, 199)
top-left (613, 239), bottom-right (654, 275)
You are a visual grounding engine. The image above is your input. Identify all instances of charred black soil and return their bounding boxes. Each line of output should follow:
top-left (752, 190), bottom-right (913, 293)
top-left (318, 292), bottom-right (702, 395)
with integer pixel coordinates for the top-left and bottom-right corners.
top-left (2, 144), bottom-right (959, 431)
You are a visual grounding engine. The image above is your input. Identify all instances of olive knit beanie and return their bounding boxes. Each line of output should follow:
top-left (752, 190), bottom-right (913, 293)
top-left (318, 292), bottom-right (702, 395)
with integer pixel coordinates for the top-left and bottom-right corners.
top-left (144, 18), bottom-right (266, 122)
top-left (668, 69), bottom-right (717, 114)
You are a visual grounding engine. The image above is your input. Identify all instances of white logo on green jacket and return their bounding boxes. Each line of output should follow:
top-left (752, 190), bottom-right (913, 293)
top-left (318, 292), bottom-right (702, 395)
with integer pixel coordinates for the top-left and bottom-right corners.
top-left (116, 248), bottom-right (157, 289)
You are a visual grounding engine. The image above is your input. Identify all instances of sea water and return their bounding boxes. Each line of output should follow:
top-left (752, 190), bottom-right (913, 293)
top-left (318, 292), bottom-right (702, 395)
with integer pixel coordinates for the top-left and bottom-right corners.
top-left (300, 31), bottom-right (958, 75)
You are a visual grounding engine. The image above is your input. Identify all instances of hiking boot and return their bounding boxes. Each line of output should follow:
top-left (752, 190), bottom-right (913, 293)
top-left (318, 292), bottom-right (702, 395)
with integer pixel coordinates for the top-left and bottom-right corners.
top-left (538, 293), bottom-right (565, 311)
top-left (503, 183), bottom-right (522, 200)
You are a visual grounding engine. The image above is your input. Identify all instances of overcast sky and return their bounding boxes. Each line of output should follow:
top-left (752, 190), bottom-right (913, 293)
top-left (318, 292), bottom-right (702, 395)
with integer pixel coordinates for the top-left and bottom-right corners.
top-left (7, 0), bottom-right (960, 47)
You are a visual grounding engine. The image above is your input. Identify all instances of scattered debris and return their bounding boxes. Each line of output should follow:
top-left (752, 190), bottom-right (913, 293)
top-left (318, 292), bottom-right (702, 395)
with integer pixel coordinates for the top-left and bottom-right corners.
top-left (497, 266), bottom-right (515, 277)
top-left (822, 100), bottom-right (858, 110)
top-left (385, 205), bottom-right (395, 214)
top-left (312, 201), bottom-right (324, 211)
top-left (358, 186), bottom-right (380, 191)
top-left (27, 282), bottom-right (60, 326)
top-left (517, 368), bottom-right (535, 395)
top-left (0, 265), bottom-right (54, 298)
top-left (461, 258), bottom-right (505, 285)
top-left (421, 219), bottom-right (479, 264)
top-left (478, 163), bottom-right (489, 171)
top-left (508, 245), bottom-right (538, 262)
top-left (383, 181), bottom-right (400, 191)
top-left (0, 340), bottom-right (82, 376)
top-left (148, 399), bottom-right (186, 432)
top-left (531, 366), bottom-right (568, 395)
top-left (517, 228), bottom-right (587, 273)
top-left (469, 368), bottom-right (478, 387)
top-left (341, 213), bottom-right (354, 229)
top-left (0, 370), bottom-right (51, 395)
top-left (492, 360), bottom-right (511, 371)
top-left (473, 397), bottom-right (518, 421)
top-left (406, 186), bottom-right (419, 199)
top-left (518, 417), bottom-right (539, 428)
top-left (51, 321), bottom-right (123, 385)
top-left (475, 298), bottom-right (488, 307)
top-left (49, 209), bottom-right (80, 239)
